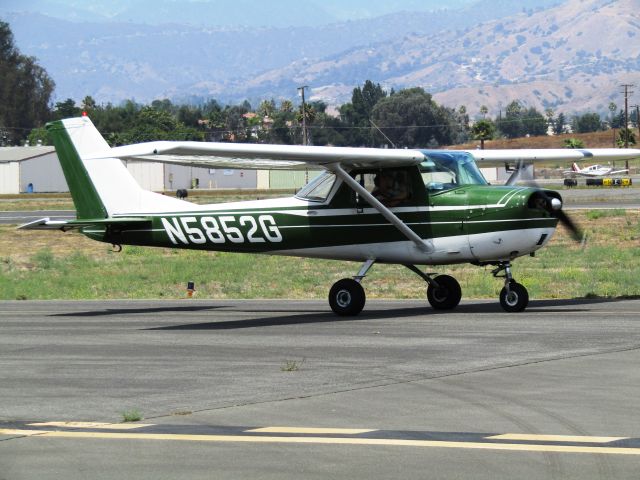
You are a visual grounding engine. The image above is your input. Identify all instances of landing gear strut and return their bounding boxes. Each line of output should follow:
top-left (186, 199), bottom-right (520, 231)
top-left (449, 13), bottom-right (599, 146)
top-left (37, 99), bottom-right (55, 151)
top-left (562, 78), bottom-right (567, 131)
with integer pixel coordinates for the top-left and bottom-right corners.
top-left (492, 262), bottom-right (529, 312)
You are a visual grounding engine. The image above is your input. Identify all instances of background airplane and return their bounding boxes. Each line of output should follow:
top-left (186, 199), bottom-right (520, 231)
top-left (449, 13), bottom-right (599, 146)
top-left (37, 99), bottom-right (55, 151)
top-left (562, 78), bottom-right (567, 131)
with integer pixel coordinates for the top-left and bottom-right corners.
top-left (20, 117), bottom-right (640, 315)
top-left (563, 162), bottom-right (629, 177)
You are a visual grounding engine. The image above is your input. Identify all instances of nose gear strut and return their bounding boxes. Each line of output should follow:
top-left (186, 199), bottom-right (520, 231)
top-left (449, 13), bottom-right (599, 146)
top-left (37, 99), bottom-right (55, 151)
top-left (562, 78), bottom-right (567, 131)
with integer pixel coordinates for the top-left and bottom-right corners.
top-left (492, 261), bottom-right (529, 312)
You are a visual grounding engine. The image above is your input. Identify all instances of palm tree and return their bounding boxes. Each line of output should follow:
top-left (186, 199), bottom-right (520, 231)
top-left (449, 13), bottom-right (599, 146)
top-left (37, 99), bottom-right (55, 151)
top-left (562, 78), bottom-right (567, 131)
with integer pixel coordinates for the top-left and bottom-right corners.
top-left (280, 99), bottom-right (293, 113)
top-left (258, 99), bottom-right (276, 118)
top-left (609, 102), bottom-right (617, 122)
top-left (471, 119), bottom-right (495, 149)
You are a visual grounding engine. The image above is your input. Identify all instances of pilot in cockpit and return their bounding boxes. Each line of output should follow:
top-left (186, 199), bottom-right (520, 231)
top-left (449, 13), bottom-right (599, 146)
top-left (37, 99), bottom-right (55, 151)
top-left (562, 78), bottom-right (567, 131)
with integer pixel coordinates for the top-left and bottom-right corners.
top-left (372, 171), bottom-right (408, 207)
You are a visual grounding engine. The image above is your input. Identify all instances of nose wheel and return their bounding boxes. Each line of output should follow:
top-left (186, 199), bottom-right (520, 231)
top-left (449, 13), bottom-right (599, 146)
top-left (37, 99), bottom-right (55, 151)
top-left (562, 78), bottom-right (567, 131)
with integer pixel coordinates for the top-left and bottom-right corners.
top-left (499, 282), bottom-right (529, 312)
top-left (492, 262), bottom-right (529, 312)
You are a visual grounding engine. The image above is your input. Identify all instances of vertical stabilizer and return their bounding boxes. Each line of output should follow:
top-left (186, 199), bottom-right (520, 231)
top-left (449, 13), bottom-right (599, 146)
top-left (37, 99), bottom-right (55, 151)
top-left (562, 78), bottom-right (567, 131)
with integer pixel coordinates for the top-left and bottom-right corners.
top-left (46, 118), bottom-right (109, 219)
top-left (47, 117), bottom-right (191, 218)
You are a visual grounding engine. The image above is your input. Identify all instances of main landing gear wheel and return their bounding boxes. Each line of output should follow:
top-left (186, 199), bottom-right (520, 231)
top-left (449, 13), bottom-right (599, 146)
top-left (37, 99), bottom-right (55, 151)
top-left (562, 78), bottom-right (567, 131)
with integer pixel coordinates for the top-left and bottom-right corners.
top-left (427, 274), bottom-right (462, 310)
top-left (499, 282), bottom-right (529, 313)
top-left (329, 278), bottom-right (366, 316)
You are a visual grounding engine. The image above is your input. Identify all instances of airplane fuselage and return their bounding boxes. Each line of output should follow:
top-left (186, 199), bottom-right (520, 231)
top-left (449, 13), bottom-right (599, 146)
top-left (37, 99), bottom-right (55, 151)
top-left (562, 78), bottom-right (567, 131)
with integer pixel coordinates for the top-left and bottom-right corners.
top-left (82, 183), bottom-right (558, 266)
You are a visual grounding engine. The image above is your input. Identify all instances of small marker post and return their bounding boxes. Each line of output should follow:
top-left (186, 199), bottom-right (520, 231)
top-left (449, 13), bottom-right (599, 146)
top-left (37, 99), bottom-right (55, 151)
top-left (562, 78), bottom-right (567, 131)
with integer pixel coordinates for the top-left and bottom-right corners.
top-left (187, 281), bottom-right (195, 298)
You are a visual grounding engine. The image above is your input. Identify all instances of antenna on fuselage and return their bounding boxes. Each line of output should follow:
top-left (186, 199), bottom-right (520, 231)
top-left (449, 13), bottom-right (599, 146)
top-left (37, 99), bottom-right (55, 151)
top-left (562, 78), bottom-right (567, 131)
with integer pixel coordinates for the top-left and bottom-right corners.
top-left (369, 119), bottom-right (397, 149)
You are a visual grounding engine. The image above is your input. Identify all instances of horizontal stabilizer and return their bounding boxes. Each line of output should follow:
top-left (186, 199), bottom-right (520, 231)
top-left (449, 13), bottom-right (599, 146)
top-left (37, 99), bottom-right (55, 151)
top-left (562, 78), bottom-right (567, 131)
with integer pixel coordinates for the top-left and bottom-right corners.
top-left (19, 217), bottom-right (151, 231)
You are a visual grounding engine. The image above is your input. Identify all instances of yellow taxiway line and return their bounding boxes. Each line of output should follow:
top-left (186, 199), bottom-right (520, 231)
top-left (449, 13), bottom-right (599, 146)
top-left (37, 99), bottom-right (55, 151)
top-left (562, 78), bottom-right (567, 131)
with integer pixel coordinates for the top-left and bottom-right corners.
top-left (246, 427), bottom-right (376, 435)
top-left (0, 428), bottom-right (638, 455)
top-left (27, 422), bottom-right (153, 430)
top-left (487, 433), bottom-right (627, 443)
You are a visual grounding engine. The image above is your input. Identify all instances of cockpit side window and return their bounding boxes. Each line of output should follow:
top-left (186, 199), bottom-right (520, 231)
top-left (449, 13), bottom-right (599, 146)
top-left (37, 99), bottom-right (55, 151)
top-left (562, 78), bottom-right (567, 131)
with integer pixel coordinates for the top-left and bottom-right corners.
top-left (420, 151), bottom-right (487, 193)
top-left (350, 168), bottom-right (416, 207)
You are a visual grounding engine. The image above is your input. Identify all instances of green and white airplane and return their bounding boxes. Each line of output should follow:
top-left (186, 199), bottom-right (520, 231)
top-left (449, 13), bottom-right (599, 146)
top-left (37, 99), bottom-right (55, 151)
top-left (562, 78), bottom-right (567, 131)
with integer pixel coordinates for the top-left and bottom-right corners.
top-left (21, 117), bottom-right (640, 315)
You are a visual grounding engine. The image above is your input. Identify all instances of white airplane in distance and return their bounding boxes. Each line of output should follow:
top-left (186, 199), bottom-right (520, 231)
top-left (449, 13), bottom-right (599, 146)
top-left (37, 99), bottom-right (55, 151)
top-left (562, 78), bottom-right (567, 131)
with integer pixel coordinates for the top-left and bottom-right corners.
top-left (563, 162), bottom-right (629, 177)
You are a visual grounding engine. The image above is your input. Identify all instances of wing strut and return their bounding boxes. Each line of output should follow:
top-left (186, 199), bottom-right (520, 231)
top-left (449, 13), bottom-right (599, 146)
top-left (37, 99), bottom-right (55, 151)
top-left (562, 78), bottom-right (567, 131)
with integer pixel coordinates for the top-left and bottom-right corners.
top-left (328, 163), bottom-right (433, 253)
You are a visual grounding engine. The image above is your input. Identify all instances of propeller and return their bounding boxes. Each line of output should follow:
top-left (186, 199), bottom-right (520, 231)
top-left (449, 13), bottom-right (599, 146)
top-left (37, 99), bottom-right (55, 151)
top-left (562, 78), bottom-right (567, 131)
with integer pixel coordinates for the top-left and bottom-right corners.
top-left (548, 196), bottom-right (584, 244)
top-left (509, 158), bottom-right (584, 244)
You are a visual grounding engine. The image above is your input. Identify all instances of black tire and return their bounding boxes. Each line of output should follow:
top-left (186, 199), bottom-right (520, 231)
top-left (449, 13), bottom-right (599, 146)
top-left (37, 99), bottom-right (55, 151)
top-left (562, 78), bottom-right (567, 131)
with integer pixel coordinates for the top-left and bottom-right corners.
top-left (329, 278), bottom-right (366, 316)
top-left (427, 274), bottom-right (462, 310)
top-left (499, 282), bottom-right (529, 312)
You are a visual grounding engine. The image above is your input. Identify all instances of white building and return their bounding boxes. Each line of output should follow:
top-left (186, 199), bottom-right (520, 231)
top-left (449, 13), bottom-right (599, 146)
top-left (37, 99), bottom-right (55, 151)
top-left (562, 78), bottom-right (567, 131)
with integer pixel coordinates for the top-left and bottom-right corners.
top-left (0, 146), bottom-right (62, 194)
top-left (0, 147), bottom-right (259, 193)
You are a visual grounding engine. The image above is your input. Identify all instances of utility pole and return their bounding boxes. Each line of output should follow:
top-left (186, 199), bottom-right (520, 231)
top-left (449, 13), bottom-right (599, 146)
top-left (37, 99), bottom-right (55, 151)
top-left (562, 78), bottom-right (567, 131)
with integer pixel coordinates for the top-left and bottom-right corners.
top-left (297, 85), bottom-right (309, 146)
top-left (621, 84), bottom-right (634, 171)
top-left (621, 84), bottom-right (634, 148)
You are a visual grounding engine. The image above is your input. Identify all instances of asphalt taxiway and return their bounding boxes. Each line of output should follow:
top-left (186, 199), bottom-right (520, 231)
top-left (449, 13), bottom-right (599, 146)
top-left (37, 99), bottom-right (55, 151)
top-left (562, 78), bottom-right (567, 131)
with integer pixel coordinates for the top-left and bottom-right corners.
top-left (2, 299), bottom-right (640, 479)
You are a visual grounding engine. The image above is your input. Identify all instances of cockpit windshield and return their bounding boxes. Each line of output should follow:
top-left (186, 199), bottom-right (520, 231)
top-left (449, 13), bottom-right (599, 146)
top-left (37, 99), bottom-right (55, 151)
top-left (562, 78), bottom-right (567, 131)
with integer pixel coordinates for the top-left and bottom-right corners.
top-left (295, 171), bottom-right (336, 202)
top-left (419, 151), bottom-right (488, 192)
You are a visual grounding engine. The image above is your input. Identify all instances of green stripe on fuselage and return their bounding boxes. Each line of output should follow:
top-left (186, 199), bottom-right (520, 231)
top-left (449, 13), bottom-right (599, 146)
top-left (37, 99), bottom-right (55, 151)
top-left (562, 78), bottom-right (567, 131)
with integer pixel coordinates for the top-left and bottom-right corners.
top-left (83, 207), bottom-right (556, 253)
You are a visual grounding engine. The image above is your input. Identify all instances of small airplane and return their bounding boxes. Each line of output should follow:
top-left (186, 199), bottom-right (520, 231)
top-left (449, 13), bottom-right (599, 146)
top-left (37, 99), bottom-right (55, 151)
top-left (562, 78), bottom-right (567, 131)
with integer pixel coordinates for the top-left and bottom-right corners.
top-left (20, 117), bottom-right (640, 315)
top-left (563, 162), bottom-right (629, 177)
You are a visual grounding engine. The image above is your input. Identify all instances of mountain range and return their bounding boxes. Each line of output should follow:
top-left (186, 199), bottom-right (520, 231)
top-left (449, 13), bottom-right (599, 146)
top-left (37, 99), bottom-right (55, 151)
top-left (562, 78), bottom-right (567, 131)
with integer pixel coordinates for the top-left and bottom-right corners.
top-left (3, 0), bottom-right (638, 116)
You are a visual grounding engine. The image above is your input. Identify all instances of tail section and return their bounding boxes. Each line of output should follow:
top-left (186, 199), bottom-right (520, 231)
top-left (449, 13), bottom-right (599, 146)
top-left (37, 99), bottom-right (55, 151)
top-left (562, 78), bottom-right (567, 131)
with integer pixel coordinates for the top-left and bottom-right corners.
top-left (47, 117), bottom-right (190, 219)
top-left (572, 162), bottom-right (580, 172)
top-left (46, 118), bottom-right (109, 219)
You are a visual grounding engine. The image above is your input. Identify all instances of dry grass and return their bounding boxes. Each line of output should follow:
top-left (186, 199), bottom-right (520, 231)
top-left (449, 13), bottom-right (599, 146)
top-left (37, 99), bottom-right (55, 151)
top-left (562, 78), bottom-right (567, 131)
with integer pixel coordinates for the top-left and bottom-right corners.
top-left (1, 210), bottom-right (639, 301)
top-left (452, 129), bottom-right (628, 150)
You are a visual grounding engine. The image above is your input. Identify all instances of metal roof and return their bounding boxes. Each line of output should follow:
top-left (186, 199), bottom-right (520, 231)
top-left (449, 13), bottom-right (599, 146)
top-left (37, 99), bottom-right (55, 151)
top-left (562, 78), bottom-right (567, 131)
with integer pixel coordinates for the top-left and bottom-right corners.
top-left (0, 146), bottom-right (56, 163)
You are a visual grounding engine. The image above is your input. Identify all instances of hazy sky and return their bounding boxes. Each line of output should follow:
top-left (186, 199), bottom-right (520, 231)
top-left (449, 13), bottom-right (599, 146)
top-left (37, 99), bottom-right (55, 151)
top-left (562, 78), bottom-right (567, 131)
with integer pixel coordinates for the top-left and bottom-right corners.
top-left (2, 0), bottom-right (477, 26)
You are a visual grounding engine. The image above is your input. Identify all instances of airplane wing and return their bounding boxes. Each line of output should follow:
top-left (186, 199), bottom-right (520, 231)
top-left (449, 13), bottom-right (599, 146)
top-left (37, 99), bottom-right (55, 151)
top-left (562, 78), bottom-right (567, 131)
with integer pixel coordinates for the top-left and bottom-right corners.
top-left (84, 142), bottom-right (425, 170)
top-left (84, 142), bottom-right (640, 170)
top-left (609, 168), bottom-right (630, 175)
top-left (465, 148), bottom-right (640, 166)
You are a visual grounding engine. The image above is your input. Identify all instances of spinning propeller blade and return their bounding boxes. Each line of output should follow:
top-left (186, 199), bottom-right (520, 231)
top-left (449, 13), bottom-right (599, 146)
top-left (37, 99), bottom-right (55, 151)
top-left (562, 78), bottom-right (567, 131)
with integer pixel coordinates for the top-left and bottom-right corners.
top-left (506, 159), bottom-right (583, 243)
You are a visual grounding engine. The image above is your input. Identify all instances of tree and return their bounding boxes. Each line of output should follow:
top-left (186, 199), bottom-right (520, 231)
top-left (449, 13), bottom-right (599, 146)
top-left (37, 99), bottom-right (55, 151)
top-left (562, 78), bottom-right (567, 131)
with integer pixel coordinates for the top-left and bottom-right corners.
top-left (608, 102), bottom-right (617, 124)
top-left (118, 106), bottom-right (202, 144)
top-left (81, 95), bottom-right (97, 113)
top-left (53, 99), bottom-right (81, 119)
top-left (479, 105), bottom-right (488, 118)
top-left (497, 101), bottom-right (547, 138)
top-left (545, 108), bottom-right (554, 131)
top-left (258, 99), bottom-right (276, 118)
top-left (370, 87), bottom-right (457, 148)
top-left (0, 21), bottom-right (54, 143)
top-left (471, 119), bottom-right (496, 149)
top-left (176, 104), bottom-right (202, 128)
top-left (611, 110), bottom-right (625, 129)
top-left (497, 100), bottom-right (524, 138)
top-left (554, 112), bottom-right (567, 135)
top-left (521, 107), bottom-right (547, 136)
top-left (280, 99), bottom-right (293, 113)
top-left (563, 138), bottom-right (584, 149)
top-left (572, 112), bottom-right (602, 133)
top-left (617, 128), bottom-right (636, 147)
top-left (27, 127), bottom-right (49, 146)
top-left (339, 80), bottom-right (387, 146)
